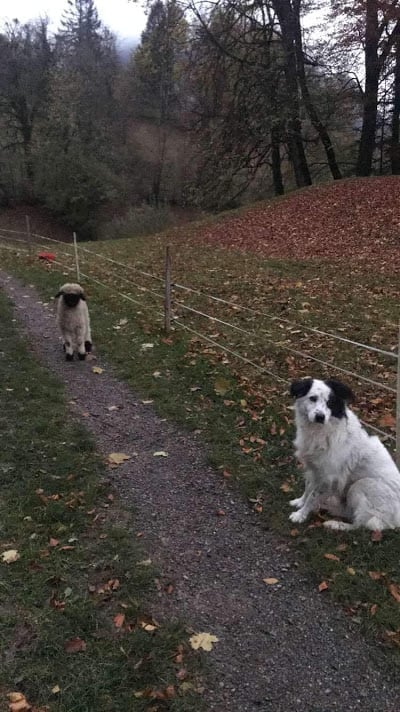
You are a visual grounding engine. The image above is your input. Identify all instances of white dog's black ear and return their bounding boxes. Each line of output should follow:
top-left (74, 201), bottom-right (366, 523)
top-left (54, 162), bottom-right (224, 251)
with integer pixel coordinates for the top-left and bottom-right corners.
top-left (325, 379), bottom-right (354, 403)
top-left (290, 378), bottom-right (313, 399)
top-left (80, 293), bottom-right (86, 300)
top-left (55, 291), bottom-right (63, 298)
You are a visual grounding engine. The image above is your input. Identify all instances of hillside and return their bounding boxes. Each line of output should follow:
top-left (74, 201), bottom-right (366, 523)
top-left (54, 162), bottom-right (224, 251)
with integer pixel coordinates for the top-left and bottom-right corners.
top-left (193, 177), bottom-right (400, 272)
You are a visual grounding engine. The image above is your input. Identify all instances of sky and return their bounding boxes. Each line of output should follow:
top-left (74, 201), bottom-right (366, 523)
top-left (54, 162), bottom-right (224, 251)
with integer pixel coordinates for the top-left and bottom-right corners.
top-left (1, 0), bottom-right (147, 44)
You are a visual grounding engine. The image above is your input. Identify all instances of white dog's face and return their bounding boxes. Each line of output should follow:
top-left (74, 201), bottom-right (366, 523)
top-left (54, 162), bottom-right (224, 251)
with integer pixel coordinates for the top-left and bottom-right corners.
top-left (290, 378), bottom-right (354, 425)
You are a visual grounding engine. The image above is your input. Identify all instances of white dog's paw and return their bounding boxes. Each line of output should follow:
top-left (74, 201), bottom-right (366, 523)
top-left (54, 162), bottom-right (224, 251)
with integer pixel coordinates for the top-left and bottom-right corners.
top-left (323, 519), bottom-right (353, 531)
top-left (289, 497), bottom-right (304, 509)
top-left (289, 509), bottom-right (308, 523)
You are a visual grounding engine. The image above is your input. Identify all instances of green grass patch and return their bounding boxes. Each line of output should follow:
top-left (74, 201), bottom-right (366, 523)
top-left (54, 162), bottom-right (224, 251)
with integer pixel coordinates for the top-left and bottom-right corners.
top-left (1, 231), bottom-right (400, 665)
top-left (0, 288), bottom-right (204, 711)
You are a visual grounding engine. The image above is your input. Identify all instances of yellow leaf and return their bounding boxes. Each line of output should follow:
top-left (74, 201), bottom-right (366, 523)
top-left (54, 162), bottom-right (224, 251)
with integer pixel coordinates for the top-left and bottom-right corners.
top-left (2, 549), bottom-right (20, 564)
top-left (153, 451), bottom-right (168, 457)
top-left (51, 686), bottom-right (61, 694)
top-left (214, 378), bottom-right (230, 396)
top-left (137, 558), bottom-right (152, 566)
top-left (92, 366), bottom-right (104, 374)
top-left (189, 632), bottom-right (219, 651)
top-left (107, 452), bottom-right (130, 466)
top-left (263, 577), bottom-right (279, 585)
top-left (140, 622), bottom-right (157, 632)
top-left (347, 567), bottom-right (356, 576)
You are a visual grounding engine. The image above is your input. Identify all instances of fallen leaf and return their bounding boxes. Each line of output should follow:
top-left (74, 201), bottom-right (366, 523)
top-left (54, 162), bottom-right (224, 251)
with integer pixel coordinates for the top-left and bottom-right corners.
top-left (378, 413), bottom-right (396, 428)
top-left (137, 558), bottom-right (152, 566)
top-left (280, 481), bottom-right (293, 493)
top-left (64, 637), bottom-right (87, 653)
top-left (347, 567), bottom-right (356, 576)
top-left (324, 553), bottom-right (340, 562)
top-left (141, 343), bottom-right (154, 350)
top-left (369, 571), bottom-right (383, 580)
top-left (113, 613), bottom-right (125, 628)
top-left (189, 632), bottom-right (219, 651)
top-left (49, 538), bottom-right (59, 548)
top-left (214, 377), bottom-right (230, 396)
top-left (369, 604), bottom-right (378, 616)
top-left (388, 583), bottom-right (400, 602)
top-left (92, 366), bottom-right (104, 374)
top-left (2, 549), bottom-right (20, 564)
top-left (263, 577), bottom-right (279, 585)
top-left (7, 691), bottom-right (31, 712)
top-left (107, 452), bottom-right (130, 467)
top-left (318, 581), bottom-right (329, 592)
top-left (107, 405), bottom-right (119, 412)
top-left (141, 399), bottom-right (154, 404)
top-left (51, 685), bottom-right (61, 694)
top-left (371, 530), bottom-right (383, 542)
top-left (140, 621), bottom-right (157, 632)
top-left (153, 451), bottom-right (168, 457)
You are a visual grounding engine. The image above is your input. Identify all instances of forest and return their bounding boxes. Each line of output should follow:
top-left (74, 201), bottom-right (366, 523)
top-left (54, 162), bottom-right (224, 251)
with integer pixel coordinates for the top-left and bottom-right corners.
top-left (0, 0), bottom-right (399, 238)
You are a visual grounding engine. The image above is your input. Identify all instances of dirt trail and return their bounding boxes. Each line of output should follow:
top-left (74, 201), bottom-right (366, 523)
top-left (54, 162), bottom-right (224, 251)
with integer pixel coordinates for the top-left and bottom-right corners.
top-left (1, 270), bottom-right (399, 712)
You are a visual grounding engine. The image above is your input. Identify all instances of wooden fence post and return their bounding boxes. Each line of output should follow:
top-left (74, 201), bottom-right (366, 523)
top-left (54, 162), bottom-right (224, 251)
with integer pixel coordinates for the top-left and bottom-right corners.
top-left (396, 320), bottom-right (400, 468)
top-left (25, 215), bottom-right (32, 256)
top-left (73, 231), bottom-right (81, 283)
top-left (164, 245), bottom-right (171, 334)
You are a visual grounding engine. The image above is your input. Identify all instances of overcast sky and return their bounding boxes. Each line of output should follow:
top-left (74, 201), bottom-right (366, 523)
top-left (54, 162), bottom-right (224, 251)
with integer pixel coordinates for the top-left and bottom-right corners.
top-left (1, 0), bottom-right (147, 43)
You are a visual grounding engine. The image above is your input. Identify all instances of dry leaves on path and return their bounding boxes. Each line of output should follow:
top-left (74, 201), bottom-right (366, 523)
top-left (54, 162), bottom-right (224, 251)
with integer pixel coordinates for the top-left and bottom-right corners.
top-left (189, 632), bottom-right (219, 651)
top-left (2, 549), bottom-right (20, 564)
top-left (107, 452), bottom-right (131, 467)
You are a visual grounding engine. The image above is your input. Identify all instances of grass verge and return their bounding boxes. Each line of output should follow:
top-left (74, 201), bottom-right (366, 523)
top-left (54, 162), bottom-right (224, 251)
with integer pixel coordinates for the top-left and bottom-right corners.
top-left (0, 287), bottom-right (204, 712)
top-left (1, 235), bottom-right (400, 667)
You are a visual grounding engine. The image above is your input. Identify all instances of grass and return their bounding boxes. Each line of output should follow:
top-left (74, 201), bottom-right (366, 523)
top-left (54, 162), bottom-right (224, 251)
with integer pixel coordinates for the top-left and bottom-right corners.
top-left (1, 216), bottom-right (400, 665)
top-left (0, 288), bottom-right (204, 711)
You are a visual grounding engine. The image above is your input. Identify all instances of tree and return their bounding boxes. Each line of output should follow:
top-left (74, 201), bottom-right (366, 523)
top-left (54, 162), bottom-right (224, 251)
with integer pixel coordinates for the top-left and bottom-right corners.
top-left (126, 0), bottom-right (189, 204)
top-left (0, 19), bottom-right (53, 197)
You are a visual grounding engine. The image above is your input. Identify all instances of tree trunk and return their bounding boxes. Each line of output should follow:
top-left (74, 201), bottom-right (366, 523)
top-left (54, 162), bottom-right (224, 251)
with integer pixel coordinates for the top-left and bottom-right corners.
top-left (272, 0), bottom-right (312, 187)
top-left (271, 123), bottom-right (284, 194)
top-left (391, 36), bottom-right (400, 173)
top-left (292, 0), bottom-right (342, 180)
top-left (356, 0), bottom-right (379, 176)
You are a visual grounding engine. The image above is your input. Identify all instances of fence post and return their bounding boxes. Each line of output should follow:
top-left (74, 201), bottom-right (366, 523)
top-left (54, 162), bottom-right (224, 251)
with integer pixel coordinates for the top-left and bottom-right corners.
top-left (164, 245), bottom-right (171, 334)
top-left (397, 320), bottom-right (400, 468)
top-left (73, 231), bottom-right (81, 283)
top-left (25, 215), bottom-right (32, 256)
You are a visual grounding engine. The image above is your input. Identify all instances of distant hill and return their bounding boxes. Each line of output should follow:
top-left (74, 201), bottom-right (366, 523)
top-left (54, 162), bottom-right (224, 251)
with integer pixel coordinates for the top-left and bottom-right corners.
top-left (117, 36), bottom-right (138, 63)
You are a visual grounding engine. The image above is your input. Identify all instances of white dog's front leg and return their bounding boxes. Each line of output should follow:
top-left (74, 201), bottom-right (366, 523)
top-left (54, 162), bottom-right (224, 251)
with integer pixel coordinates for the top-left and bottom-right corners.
top-left (289, 473), bottom-right (314, 509)
top-left (289, 488), bottom-right (320, 523)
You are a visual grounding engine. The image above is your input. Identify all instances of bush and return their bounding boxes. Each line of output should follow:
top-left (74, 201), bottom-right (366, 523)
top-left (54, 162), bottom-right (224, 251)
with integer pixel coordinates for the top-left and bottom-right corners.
top-left (98, 203), bottom-right (175, 240)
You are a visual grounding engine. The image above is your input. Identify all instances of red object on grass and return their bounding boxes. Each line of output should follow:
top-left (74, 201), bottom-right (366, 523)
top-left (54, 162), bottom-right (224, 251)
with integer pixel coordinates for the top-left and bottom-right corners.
top-left (38, 251), bottom-right (55, 262)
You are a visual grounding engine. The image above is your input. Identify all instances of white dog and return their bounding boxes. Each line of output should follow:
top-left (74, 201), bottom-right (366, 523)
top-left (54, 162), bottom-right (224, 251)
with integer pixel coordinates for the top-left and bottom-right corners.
top-left (289, 378), bottom-right (400, 531)
top-left (55, 283), bottom-right (92, 361)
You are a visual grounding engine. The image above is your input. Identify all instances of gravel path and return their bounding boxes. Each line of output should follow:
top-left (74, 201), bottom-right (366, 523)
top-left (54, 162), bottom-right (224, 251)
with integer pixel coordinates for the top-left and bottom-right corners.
top-left (1, 270), bottom-right (399, 712)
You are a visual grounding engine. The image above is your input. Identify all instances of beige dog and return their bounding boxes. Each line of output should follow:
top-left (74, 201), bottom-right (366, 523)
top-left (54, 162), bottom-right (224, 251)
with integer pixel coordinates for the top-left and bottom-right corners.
top-left (55, 283), bottom-right (92, 361)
